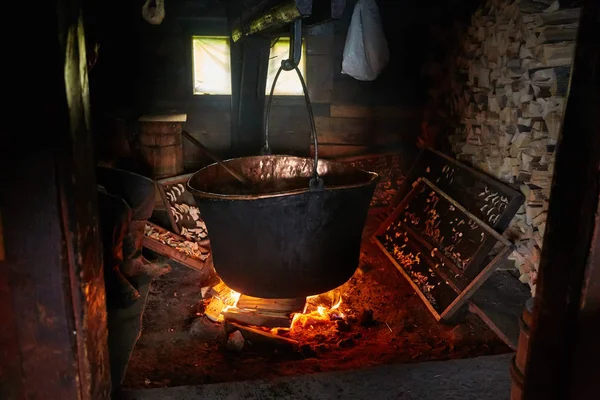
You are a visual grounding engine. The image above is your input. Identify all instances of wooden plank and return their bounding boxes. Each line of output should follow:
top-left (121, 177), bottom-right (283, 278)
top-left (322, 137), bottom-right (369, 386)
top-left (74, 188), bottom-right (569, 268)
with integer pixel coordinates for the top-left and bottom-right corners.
top-left (0, 227), bottom-right (22, 400)
top-left (237, 296), bottom-right (306, 314)
top-left (422, 179), bottom-right (513, 247)
top-left (315, 116), bottom-right (420, 145)
top-left (373, 178), bottom-right (513, 322)
top-left (468, 270), bottom-right (531, 351)
top-left (205, 297), bottom-right (227, 322)
top-left (0, 0), bottom-right (113, 395)
top-left (318, 129), bottom-right (407, 146)
top-left (0, 211), bottom-right (4, 261)
top-left (157, 173), bottom-right (209, 242)
top-left (222, 310), bottom-right (293, 329)
top-left (330, 105), bottom-right (421, 119)
top-left (306, 28), bottom-right (334, 55)
top-left (307, 55), bottom-right (333, 103)
top-left (226, 322), bottom-right (299, 351)
top-left (310, 144), bottom-right (371, 158)
top-left (393, 148), bottom-right (524, 232)
top-left (569, 194), bottom-right (600, 398)
top-left (372, 239), bottom-right (442, 321)
top-left (142, 222), bottom-right (212, 276)
top-left (269, 132), bottom-right (310, 154)
top-left (402, 224), bottom-right (467, 285)
top-left (332, 80), bottom-right (372, 104)
top-left (156, 181), bottom-right (181, 235)
top-left (441, 246), bottom-right (512, 321)
top-left (524, 2), bottom-right (600, 397)
top-left (183, 106), bottom-right (231, 163)
top-left (2, 155), bottom-right (100, 399)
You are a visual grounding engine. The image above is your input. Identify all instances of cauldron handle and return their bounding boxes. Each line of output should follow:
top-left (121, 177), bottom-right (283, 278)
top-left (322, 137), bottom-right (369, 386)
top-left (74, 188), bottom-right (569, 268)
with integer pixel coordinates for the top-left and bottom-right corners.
top-left (263, 21), bottom-right (323, 189)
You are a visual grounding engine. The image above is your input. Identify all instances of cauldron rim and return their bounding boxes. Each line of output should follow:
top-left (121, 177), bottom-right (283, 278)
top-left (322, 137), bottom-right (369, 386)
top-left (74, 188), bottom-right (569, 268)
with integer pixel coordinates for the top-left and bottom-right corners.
top-left (187, 155), bottom-right (379, 201)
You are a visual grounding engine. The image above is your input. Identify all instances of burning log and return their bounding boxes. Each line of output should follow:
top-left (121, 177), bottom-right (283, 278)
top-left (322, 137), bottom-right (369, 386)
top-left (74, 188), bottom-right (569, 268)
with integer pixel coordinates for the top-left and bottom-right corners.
top-left (199, 279), bottom-right (351, 353)
top-left (226, 322), bottom-right (299, 352)
top-left (222, 310), bottom-right (294, 329)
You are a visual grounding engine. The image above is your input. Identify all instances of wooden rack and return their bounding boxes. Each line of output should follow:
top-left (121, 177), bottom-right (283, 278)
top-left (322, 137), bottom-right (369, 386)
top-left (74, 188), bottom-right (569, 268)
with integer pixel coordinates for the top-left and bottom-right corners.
top-left (373, 178), bottom-right (514, 322)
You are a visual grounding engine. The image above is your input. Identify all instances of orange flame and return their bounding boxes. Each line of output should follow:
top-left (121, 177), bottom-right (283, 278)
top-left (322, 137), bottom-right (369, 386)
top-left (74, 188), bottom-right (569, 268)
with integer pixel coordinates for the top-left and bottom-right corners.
top-left (290, 290), bottom-right (344, 330)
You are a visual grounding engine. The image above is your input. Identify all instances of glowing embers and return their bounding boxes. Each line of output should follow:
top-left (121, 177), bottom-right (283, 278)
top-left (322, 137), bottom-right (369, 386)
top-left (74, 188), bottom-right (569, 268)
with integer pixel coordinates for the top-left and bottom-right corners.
top-left (202, 279), bottom-right (346, 332)
top-left (203, 281), bottom-right (242, 322)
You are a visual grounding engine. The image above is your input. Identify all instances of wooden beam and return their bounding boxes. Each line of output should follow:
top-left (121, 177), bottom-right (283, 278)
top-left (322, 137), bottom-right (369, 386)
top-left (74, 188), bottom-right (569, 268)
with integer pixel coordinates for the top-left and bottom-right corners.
top-left (523, 1), bottom-right (600, 398)
top-left (0, 211), bottom-right (4, 262)
top-left (226, 0), bottom-right (271, 156)
top-left (0, 0), bottom-right (112, 397)
top-left (230, 0), bottom-right (310, 42)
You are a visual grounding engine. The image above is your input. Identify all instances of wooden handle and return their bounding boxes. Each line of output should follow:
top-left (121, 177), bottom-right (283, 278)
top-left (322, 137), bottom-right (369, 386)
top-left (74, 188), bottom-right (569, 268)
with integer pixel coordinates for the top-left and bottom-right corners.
top-left (182, 131), bottom-right (251, 186)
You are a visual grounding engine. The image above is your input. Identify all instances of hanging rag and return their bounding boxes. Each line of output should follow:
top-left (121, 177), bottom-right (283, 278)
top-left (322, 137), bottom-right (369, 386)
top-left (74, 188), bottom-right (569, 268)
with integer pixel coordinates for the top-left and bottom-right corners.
top-left (341, 0), bottom-right (389, 81)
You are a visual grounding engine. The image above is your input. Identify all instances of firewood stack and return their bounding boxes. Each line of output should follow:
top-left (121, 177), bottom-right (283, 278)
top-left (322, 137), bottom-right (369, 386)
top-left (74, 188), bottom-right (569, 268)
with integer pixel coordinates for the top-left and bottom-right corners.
top-left (421, 0), bottom-right (581, 295)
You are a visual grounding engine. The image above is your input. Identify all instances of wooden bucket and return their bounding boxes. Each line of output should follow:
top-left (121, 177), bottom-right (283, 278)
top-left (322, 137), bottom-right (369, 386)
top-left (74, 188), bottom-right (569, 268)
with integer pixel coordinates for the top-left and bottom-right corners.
top-left (138, 121), bottom-right (184, 179)
top-left (510, 298), bottom-right (534, 400)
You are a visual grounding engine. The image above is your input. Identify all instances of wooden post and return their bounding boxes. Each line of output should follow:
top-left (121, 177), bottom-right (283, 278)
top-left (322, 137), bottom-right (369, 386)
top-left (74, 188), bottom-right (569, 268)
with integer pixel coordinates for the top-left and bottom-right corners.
top-left (226, 1), bottom-right (271, 157)
top-left (0, 0), bottom-right (111, 398)
top-left (522, 0), bottom-right (600, 398)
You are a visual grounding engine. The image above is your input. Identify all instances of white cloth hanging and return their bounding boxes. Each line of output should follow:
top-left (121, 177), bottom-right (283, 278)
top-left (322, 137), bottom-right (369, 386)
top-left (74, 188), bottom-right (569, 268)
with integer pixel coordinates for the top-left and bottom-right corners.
top-left (341, 0), bottom-right (389, 81)
top-left (142, 0), bottom-right (165, 25)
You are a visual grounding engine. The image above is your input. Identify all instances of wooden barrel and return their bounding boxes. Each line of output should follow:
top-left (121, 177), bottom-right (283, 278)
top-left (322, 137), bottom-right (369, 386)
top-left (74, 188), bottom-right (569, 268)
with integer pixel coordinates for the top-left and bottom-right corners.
top-left (138, 121), bottom-right (184, 179)
top-left (510, 297), bottom-right (534, 400)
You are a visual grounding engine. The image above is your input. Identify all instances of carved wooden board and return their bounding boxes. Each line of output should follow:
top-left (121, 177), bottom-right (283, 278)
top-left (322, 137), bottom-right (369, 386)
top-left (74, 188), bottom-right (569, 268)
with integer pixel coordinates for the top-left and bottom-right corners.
top-left (394, 148), bottom-right (523, 232)
top-left (373, 178), bottom-right (513, 320)
top-left (157, 173), bottom-right (209, 242)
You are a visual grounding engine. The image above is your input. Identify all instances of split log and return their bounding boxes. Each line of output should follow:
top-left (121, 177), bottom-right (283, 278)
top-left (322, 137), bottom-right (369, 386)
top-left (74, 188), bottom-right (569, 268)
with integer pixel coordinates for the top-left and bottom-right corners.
top-left (420, 0), bottom-right (580, 294)
top-left (225, 322), bottom-right (299, 352)
top-left (222, 310), bottom-right (293, 329)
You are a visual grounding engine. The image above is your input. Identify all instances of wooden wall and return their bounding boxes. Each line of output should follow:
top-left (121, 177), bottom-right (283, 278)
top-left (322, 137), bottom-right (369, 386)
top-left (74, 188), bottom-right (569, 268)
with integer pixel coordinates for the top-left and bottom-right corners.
top-left (90, 0), bottom-right (433, 170)
top-left (2, 0), bottom-right (111, 398)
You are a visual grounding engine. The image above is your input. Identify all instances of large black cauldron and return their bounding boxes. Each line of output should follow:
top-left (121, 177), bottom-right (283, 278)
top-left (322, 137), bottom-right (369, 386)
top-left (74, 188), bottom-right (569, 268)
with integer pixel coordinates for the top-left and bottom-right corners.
top-left (188, 155), bottom-right (378, 298)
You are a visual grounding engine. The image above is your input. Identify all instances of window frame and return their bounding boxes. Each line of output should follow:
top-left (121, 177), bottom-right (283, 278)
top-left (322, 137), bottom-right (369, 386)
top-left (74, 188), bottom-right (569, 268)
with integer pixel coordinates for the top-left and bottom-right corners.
top-left (191, 36), bottom-right (233, 96)
top-left (265, 37), bottom-right (307, 96)
top-left (191, 35), bottom-right (307, 98)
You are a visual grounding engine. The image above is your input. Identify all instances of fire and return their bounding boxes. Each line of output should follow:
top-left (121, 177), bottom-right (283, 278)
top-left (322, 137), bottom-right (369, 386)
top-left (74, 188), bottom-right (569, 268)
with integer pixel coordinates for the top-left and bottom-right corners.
top-left (204, 279), bottom-right (347, 331)
top-left (290, 290), bottom-right (344, 330)
top-left (221, 290), bottom-right (241, 308)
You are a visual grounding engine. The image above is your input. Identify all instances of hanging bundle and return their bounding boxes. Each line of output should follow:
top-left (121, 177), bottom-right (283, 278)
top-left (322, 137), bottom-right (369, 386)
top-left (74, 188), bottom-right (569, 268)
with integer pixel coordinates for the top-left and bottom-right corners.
top-left (142, 0), bottom-right (165, 25)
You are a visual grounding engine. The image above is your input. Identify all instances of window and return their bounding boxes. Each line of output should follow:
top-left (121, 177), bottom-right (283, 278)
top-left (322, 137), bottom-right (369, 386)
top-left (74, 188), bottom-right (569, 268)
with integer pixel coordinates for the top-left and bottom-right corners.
top-left (265, 38), bottom-right (306, 96)
top-left (192, 36), bottom-right (306, 96)
top-left (192, 37), bottom-right (232, 95)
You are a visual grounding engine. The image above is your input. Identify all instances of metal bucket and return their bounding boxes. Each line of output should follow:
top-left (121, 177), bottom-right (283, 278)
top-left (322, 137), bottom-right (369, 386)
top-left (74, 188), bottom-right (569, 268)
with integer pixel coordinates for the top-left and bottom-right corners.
top-left (188, 155), bottom-right (379, 298)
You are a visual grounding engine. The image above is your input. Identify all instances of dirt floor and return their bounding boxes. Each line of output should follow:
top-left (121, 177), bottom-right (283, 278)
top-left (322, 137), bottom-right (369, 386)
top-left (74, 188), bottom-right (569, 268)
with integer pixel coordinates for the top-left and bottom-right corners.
top-left (123, 211), bottom-right (511, 389)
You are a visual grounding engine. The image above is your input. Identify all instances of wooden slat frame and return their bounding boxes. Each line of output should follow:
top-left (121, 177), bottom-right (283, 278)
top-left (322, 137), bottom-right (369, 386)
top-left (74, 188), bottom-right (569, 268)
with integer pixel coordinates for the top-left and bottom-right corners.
top-left (156, 173), bottom-right (195, 235)
top-left (389, 148), bottom-right (524, 235)
top-left (372, 178), bottom-right (514, 322)
top-left (142, 222), bottom-right (211, 277)
top-left (372, 239), bottom-right (443, 321)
